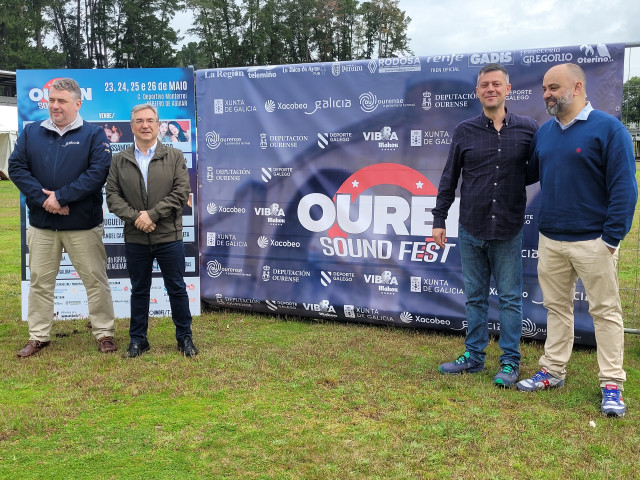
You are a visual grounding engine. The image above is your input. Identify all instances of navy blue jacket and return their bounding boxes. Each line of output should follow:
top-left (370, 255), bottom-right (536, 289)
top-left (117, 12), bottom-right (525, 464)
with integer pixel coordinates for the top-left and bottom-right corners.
top-left (9, 119), bottom-right (112, 231)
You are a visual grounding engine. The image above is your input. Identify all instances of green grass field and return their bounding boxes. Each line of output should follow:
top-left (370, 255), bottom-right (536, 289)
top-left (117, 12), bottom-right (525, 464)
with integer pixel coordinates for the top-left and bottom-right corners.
top-left (1, 179), bottom-right (639, 480)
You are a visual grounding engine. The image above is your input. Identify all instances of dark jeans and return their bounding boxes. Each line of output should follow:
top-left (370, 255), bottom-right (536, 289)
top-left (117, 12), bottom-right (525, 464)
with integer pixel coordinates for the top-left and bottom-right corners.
top-left (125, 241), bottom-right (193, 343)
top-left (459, 226), bottom-right (523, 367)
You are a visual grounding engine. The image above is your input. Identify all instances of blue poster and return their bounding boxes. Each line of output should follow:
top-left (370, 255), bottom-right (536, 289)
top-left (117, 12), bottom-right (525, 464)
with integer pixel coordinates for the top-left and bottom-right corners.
top-left (196, 44), bottom-right (626, 345)
top-left (16, 68), bottom-right (200, 319)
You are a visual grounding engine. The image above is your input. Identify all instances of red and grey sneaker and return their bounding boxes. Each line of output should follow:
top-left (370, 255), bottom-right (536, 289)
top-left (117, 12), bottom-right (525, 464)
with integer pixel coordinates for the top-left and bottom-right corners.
top-left (601, 384), bottom-right (626, 417)
top-left (516, 368), bottom-right (564, 392)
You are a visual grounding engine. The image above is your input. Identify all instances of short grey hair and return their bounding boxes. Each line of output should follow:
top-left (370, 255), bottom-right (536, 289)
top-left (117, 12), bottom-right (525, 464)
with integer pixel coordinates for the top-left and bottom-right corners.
top-left (51, 78), bottom-right (82, 101)
top-left (130, 103), bottom-right (159, 123)
top-left (477, 63), bottom-right (509, 85)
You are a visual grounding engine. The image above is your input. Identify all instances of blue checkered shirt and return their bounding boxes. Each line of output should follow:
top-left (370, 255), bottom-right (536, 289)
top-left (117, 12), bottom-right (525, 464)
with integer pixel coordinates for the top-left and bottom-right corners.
top-left (432, 110), bottom-right (538, 241)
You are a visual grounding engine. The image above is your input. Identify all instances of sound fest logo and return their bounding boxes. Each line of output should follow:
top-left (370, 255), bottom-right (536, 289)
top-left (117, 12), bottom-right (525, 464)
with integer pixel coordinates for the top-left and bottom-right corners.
top-left (297, 163), bottom-right (459, 263)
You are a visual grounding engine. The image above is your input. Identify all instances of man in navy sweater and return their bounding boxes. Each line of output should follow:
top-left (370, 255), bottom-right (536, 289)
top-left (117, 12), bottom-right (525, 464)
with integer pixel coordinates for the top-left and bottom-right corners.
top-left (9, 78), bottom-right (117, 357)
top-left (517, 63), bottom-right (637, 417)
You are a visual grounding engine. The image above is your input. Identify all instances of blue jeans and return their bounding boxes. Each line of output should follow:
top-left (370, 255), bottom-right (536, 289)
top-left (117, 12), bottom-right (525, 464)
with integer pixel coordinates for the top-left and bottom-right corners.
top-left (125, 241), bottom-right (193, 343)
top-left (459, 226), bottom-right (523, 367)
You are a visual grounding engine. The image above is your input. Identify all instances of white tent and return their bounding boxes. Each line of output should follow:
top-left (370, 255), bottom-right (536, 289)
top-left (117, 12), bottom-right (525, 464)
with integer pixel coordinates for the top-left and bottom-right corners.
top-left (0, 105), bottom-right (18, 179)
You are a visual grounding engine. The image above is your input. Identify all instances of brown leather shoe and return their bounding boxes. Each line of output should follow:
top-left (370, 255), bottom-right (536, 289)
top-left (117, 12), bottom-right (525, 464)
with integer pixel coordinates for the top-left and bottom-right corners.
top-left (17, 340), bottom-right (50, 358)
top-left (98, 336), bottom-right (117, 353)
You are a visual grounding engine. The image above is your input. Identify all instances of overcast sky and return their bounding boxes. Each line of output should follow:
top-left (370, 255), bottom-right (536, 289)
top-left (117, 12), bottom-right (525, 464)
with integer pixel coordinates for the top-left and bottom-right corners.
top-left (175, 0), bottom-right (640, 80)
top-left (400, 0), bottom-right (640, 80)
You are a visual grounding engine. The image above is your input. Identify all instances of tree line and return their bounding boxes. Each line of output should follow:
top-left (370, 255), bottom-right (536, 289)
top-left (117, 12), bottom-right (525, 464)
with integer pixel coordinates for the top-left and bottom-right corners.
top-left (0, 0), bottom-right (411, 70)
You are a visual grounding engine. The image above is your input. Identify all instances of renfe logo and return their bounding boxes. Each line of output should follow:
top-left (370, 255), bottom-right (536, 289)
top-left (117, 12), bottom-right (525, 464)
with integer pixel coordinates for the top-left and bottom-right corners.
top-left (297, 163), bottom-right (459, 263)
top-left (28, 78), bottom-right (93, 103)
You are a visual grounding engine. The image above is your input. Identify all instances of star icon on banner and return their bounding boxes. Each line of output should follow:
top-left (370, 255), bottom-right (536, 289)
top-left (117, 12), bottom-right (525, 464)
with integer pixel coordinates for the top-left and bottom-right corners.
top-left (416, 181), bottom-right (424, 189)
top-left (352, 180), bottom-right (359, 188)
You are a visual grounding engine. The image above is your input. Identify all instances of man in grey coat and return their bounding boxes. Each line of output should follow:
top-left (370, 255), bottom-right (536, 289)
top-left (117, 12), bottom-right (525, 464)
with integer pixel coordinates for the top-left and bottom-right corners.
top-left (106, 104), bottom-right (197, 358)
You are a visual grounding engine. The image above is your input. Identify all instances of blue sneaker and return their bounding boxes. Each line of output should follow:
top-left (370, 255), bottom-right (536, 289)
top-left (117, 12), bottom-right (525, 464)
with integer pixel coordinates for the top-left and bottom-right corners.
top-left (494, 364), bottom-right (519, 388)
top-left (438, 352), bottom-right (484, 375)
top-left (601, 384), bottom-right (626, 417)
top-left (516, 368), bottom-right (564, 392)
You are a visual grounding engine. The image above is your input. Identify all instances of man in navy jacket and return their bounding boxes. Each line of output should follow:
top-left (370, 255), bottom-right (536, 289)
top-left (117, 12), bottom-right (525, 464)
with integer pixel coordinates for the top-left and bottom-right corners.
top-left (9, 78), bottom-right (117, 357)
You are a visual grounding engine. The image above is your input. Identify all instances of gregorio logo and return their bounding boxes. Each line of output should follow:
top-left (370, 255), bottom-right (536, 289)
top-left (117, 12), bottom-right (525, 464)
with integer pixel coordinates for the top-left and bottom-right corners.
top-left (520, 48), bottom-right (573, 65)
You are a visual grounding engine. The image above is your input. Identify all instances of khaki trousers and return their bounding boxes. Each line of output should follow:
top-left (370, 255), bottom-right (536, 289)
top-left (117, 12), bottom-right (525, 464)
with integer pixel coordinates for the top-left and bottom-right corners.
top-left (26, 225), bottom-right (115, 342)
top-left (537, 234), bottom-right (625, 388)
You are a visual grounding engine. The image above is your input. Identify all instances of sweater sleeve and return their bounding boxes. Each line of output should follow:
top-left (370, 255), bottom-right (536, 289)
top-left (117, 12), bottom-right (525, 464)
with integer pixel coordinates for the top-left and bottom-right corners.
top-left (601, 124), bottom-right (638, 246)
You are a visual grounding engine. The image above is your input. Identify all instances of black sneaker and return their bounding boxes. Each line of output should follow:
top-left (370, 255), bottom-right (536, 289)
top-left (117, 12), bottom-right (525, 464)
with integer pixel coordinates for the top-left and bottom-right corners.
top-left (177, 336), bottom-right (199, 357)
top-left (125, 340), bottom-right (150, 358)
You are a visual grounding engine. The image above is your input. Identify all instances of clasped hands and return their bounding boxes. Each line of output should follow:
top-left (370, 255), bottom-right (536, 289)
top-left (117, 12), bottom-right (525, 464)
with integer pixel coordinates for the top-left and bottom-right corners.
top-left (135, 210), bottom-right (156, 233)
top-left (42, 189), bottom-right (69, 215)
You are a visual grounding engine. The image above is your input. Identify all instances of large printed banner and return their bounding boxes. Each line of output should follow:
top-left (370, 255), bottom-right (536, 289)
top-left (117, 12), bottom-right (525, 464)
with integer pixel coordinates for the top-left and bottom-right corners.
top-left (197, 44), bottom-right (625, 346)
top-left (16, 68), bottom-right (200, 319)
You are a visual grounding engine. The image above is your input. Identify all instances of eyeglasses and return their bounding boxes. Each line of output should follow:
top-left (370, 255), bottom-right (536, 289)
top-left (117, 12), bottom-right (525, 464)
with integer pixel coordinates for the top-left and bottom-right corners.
top-left (133, 118), bottom-right (158, 125)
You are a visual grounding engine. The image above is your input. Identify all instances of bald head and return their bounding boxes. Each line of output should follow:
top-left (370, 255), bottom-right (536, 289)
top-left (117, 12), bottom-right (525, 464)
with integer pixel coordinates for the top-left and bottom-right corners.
top-left (547, 63), bottom-right (586, 92)
top-left (542, 63), bottom-right (587, 122)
